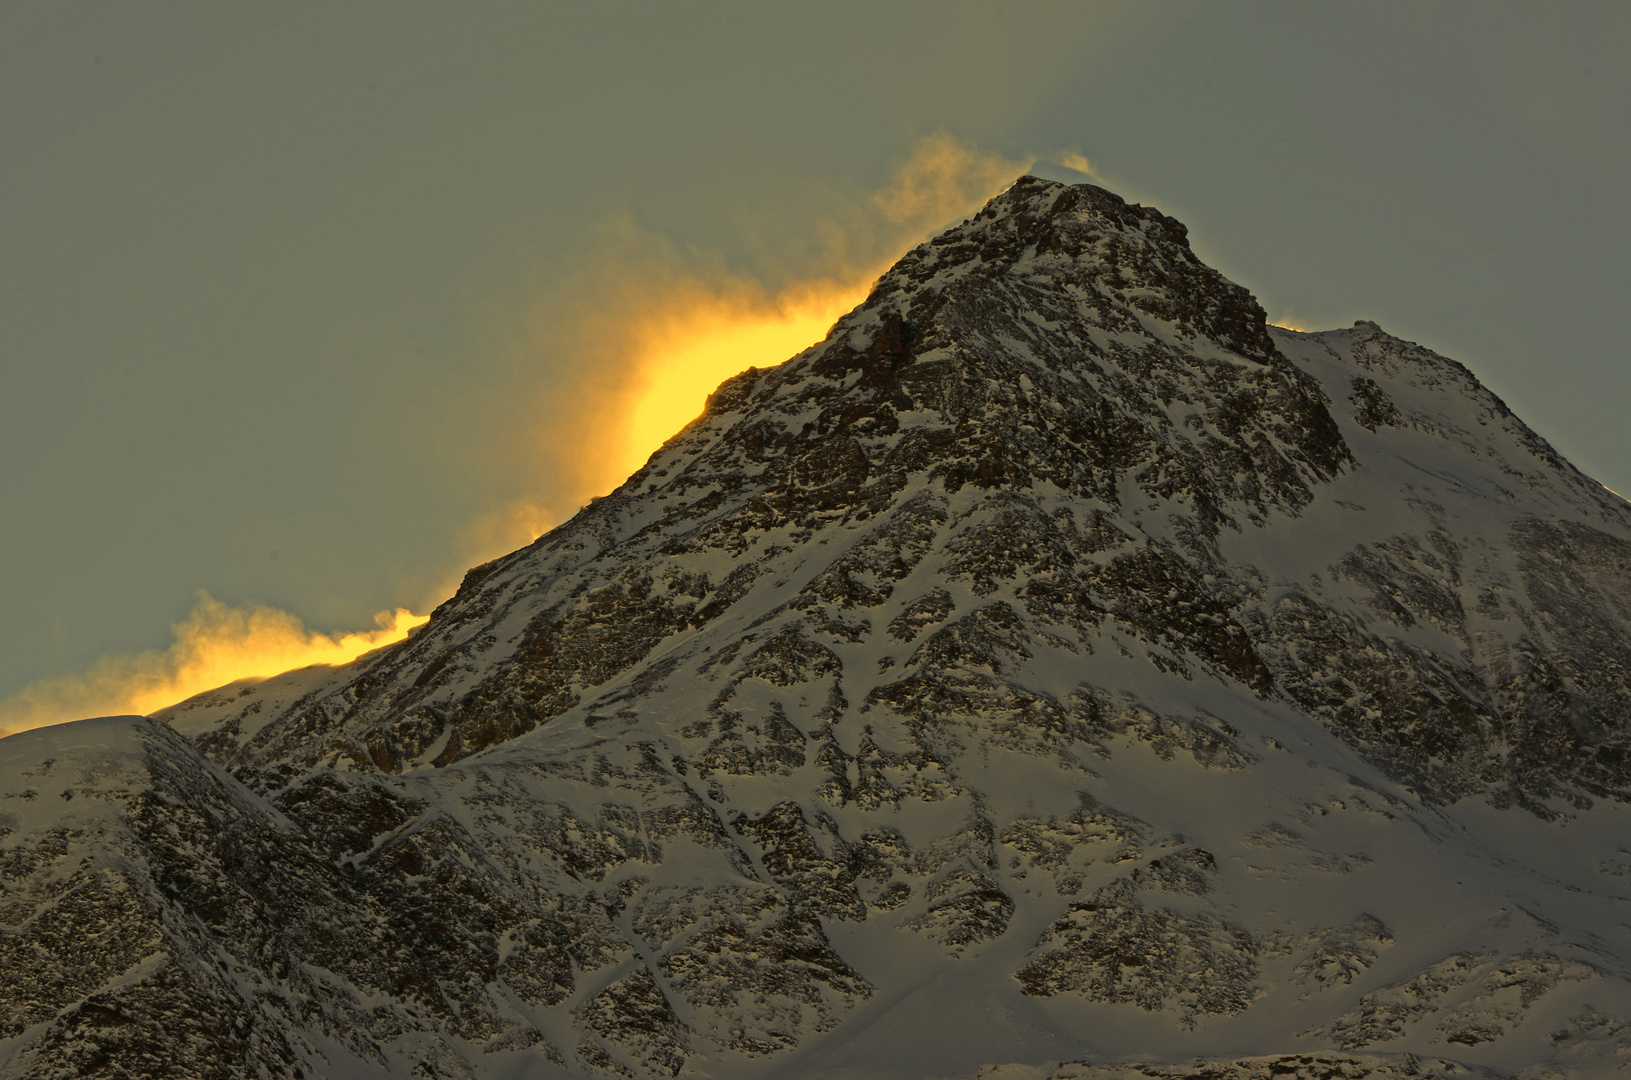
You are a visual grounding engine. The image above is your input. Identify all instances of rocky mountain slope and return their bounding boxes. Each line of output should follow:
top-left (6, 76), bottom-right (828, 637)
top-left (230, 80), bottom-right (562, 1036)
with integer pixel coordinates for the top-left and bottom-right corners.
top-left (6, 176), bottom-right (1631, 1079)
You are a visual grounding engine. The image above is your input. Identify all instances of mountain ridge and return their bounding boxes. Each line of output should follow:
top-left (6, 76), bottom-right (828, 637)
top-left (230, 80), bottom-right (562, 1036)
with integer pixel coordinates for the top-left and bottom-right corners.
top-left (6, 176), bottom-right (1631, 1079)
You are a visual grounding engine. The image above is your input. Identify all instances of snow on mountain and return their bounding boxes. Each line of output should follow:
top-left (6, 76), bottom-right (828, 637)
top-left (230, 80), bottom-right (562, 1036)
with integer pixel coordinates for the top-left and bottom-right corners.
top-left (6, 177), bottom-right (1631, 1079)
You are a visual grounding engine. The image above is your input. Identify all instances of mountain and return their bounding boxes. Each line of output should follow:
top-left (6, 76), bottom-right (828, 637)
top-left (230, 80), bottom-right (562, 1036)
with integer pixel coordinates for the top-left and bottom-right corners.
top-left (7, 176), bottom-right (1631, 1080)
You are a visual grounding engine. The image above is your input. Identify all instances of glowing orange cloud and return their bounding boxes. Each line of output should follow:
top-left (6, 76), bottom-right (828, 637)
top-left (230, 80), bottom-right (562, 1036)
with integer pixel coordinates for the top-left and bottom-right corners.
top-left (606, 280), bottom-right (867, 489)
top-left (0, 594), bottom-right (427, 737)
top-left (509, 134), bottom-right (1029, 504)
top-left (611, 137), bottom-right (1025, 482)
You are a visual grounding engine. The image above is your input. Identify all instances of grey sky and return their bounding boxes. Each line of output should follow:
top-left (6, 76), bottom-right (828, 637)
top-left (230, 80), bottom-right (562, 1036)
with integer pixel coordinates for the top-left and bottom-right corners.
top-left (3, 3), bottom-right (1627, 714)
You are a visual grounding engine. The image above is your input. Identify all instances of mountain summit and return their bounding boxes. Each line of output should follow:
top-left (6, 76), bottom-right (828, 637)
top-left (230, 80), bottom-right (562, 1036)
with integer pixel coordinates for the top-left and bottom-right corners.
top-left (7, 177), bottom-right (1631, 1079)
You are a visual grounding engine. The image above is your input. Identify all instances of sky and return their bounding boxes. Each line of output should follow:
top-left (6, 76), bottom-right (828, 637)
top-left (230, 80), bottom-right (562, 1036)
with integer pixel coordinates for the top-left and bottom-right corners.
top-left (3, 3), bottom-right (1628, 732)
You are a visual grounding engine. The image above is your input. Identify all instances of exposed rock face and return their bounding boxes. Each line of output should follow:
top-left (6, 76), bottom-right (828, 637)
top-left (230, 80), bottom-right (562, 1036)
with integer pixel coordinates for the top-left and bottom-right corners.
top-left (7, 176), bottom-right (1631, 1079)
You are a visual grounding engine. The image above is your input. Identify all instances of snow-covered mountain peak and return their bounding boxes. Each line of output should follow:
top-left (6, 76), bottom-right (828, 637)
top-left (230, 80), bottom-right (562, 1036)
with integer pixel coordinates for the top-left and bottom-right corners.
top-left (9, 177), bottom-right (1631, 1079)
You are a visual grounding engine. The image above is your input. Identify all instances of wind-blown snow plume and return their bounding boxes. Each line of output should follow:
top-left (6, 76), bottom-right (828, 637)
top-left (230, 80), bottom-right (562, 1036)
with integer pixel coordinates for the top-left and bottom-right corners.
top-left (471, 133), bottom-right (1029, 523)
top-left (414, 133), bottom-right (1030, 605)
top-left (0, 594), bottom-right (426, 736)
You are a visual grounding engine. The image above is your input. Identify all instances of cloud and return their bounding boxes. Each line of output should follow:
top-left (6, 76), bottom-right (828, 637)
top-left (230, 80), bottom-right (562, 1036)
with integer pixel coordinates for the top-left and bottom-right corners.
top-left (1057, 152), bottom-right (1101, 180)
top-left (453, 498), bottom-right (559, 570)
top-left (872, 133), bottom-right (1029, 232)
top-left (0, 594), bottom-right (426, 737)
top-left (466, 133), bottom-right (1028, 521)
